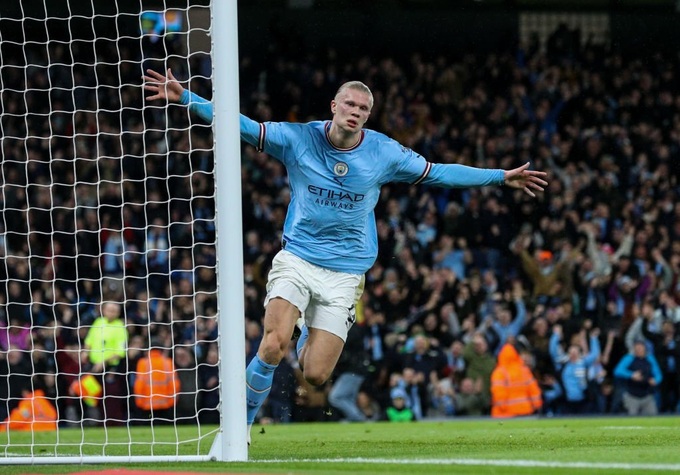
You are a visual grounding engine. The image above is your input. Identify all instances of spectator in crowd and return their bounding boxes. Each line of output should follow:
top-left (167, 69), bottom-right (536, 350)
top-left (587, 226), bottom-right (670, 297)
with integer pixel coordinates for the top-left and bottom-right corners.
top-left (510, 235), bottom-right (576, 305)
top-left (429, 378), bottom-right (456, 417)
top-left (363, 305), bottom-right (389, 373)
top-left (452, 377), bottom-right (489, 416)
top-left (432, 235), bottom-right (472, 280)
top-left (387, 368), bottom-right (424, 421)
top-left (490, 342), bottom-right (543, 418)
top-left (52, 324), bottom-right (85, 425)
top-left (0, 347), bottom-right (32, 422)
top-left (587, 354), bottom-right (609, 414)
top-left (0, 317), bottom-right (31, 351)
top-left (197, 343), bottom-right (220, 424)
top-left (641, 316), bottom-right (680, 413)
top-left (549, 324), bottom-right (601, 414)
top-left (328, 323), bottom-right (372, 422)
top-left (385, 387), bottom-right (415, 422)
top-left (126, 335), bottom-right (147, 388)
top-left (654, 290), bottom-right (680, 324)
top-left (245, 319), bottom-right (263, 365)
top-left (487, 282), bottom-right (527, 353)
top-left (444, 339), bottom-right (466, 385)
top-left (400, 334), bottom-right (447, 417)
top-left (539, 373), bottom-right (564, 416)
top-left (81, 302), bottom-right (128, 375)
top-left (525, 314), bottom-right (553, 377)
top-left (613, 340), bottom-right (663, 416)
top-left (79, 302), bottom-right (128, 424)
top-left (463, 332), bottom-right (495, 411)
top-left (356, 390), bottom-right (383, 421)
top-left (0, 388), bottom-right (57, 432)
top-left (173, 346), bottom-right (199, 424)
top-left (145, 217), bottom-right (171, 294)
top-left (625, 301), bottom-right (660, 352)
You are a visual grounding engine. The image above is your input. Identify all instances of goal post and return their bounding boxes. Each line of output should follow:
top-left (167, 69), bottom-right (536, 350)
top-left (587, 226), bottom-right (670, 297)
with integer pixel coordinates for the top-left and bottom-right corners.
top-left (210, 0), bottom-right (248, 462)
top-left (0, 0), bottom-right (246, 464)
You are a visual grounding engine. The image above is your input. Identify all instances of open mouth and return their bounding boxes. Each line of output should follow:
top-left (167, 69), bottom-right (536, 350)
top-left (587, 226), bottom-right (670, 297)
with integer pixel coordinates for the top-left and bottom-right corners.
top-left (347, 120), bottom-right (357, 128)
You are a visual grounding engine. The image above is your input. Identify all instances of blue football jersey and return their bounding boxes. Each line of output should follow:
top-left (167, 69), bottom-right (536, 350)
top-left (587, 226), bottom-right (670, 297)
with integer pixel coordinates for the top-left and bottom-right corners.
top-left (180, 90), bottom-right (504, 274)
top-left (241, 116), bottom-right (504, 274)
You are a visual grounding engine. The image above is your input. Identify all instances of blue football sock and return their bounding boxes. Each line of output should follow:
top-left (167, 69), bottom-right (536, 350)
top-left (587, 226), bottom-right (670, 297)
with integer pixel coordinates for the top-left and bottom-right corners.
top-left (296, 324), bottom-right (309, 360)
top-left (245, 355), bottom-right (278, 425)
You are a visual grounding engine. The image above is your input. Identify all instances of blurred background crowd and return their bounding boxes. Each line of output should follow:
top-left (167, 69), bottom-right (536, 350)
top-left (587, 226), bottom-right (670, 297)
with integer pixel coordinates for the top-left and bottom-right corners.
top-left (236, 19), bottom-right (680, 423)
top-left (0, 2), bottom-right (679, 426)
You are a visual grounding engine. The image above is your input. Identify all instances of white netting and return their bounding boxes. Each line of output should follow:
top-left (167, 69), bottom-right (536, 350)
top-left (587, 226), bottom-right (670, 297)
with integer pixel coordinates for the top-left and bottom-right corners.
top-left (0, 0), bottom-right (219, 461)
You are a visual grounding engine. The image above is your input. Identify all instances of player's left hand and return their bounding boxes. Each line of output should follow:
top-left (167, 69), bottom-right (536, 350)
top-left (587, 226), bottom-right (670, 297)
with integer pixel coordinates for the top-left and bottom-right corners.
top-left (503, 162), bottom-right (548, 197)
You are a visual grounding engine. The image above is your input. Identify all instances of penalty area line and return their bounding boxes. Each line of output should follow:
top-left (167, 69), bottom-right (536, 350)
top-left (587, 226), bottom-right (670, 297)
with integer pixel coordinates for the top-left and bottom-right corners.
top-left (258, 457), bottom-right (680, 471)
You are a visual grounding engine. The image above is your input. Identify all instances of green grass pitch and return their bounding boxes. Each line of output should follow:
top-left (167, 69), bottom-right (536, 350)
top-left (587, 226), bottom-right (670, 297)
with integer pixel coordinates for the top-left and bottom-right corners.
top-left (3, 417), bottom-right (680, 474)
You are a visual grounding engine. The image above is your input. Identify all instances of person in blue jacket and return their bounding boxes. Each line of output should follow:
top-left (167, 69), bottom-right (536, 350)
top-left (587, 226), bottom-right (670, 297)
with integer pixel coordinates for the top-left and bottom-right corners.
top-left (613, 339), bottom-right (662, 416)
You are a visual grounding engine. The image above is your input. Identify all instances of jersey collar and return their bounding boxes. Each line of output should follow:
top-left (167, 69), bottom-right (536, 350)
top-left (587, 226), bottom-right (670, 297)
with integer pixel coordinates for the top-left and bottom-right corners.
top-left (325, 121), bottom-right (365, 151)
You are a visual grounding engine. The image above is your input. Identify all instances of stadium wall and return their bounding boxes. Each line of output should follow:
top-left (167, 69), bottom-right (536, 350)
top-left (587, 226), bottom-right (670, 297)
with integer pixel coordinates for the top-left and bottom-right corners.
top-left (234, 5), bottom-right (680, 60)
top-left (2, 1), bottom-right (679, 59)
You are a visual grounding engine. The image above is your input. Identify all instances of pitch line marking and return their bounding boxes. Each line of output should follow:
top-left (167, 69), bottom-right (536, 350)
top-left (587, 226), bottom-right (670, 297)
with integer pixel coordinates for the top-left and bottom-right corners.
top-left (601, 426), bottom-right (679, 431)
top-left (258, 457), bottom-right (680, 471)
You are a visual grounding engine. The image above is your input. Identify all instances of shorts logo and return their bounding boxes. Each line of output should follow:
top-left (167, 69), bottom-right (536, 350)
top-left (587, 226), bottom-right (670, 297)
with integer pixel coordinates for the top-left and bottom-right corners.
top-left (334, 162), bottom-right (349, 177)
top-left (346, 304), bottom-right (356, 330)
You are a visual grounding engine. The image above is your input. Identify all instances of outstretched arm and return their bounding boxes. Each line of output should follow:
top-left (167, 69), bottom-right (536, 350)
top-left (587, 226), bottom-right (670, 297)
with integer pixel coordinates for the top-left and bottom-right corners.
top-left (144, 68), bottom-right (296, 160)
top-left (418, 161), bottom-right (547, 197)
top-left (143, 68), bottom-right (264, 149)
top-left (143, 68), bottom-right (213, 122)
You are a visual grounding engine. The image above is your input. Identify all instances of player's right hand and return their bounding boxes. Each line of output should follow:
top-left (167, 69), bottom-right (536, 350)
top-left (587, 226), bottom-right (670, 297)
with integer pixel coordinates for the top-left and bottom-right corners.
top-left (143, 68), bottom-right (184, 103)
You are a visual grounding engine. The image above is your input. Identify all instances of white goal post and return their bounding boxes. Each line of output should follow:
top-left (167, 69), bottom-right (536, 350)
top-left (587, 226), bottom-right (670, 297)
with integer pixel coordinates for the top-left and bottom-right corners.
top-left (0, 0), bottom-right (246, 463)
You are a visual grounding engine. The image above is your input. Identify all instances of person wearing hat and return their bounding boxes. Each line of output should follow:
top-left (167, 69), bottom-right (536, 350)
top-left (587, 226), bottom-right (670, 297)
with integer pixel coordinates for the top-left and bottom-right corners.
top-left (133, 338), bottom-right (181, 424)
top-left (490, 341), bottom-right (543, 418)
top-left (0, 388), bottom-right (57, 432)
top-left (386, 387), bottom-right (415, 422)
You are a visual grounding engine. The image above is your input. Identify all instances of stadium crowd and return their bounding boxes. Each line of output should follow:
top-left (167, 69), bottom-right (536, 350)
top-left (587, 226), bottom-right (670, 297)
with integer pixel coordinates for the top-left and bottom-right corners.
top-left (1, 22), bottom-right (679, 426)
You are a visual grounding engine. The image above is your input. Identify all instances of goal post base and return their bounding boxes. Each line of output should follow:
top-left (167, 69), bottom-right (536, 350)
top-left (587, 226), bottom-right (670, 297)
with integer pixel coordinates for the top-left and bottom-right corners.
top-left (208, 431), bottom-right (222, 461)
top-left (0, 455), bottom-right (213, 465)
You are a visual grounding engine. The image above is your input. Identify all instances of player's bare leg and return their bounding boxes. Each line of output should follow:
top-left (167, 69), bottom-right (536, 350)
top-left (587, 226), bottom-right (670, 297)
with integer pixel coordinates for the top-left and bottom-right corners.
top-left (258, 297), bottom-right (300, 364)
top-left (246, 297), bottom-right (300, 444)
top-left (297, 328), bottom-right (344, 386)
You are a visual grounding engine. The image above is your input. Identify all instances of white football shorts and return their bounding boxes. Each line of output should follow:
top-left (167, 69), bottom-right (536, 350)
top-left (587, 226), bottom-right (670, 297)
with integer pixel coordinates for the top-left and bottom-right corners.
top-left (264, 250), bottom-right (365, 341)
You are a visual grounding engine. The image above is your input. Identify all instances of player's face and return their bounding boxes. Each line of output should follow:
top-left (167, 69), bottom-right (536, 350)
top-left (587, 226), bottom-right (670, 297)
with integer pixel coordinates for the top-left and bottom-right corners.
top-left (331, 88), bottom-right (371, 133)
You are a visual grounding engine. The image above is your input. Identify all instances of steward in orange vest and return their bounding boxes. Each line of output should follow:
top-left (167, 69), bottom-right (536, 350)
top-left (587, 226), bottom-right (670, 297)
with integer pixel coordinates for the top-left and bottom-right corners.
top-left (0, 389), bottom-right (57, 432)
top-left (133, 347), bottom-right (181, 412)
top-left (491, 343), bottom-right (542, 418)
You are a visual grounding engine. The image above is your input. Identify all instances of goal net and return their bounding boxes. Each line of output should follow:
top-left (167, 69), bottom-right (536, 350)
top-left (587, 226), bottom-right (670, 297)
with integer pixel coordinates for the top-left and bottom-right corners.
top-left (0, 0), bottom-right (232, 463)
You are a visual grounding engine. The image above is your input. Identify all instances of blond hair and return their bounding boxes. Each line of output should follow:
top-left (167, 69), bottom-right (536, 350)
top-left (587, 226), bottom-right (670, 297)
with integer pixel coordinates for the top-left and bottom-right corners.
top-left (335, 81), bottom-right (374, 109)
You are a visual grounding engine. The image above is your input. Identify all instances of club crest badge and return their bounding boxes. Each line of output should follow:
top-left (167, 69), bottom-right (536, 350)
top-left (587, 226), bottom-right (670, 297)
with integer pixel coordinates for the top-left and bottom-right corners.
top-left (334, 162), bottom-right (349, 177)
